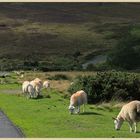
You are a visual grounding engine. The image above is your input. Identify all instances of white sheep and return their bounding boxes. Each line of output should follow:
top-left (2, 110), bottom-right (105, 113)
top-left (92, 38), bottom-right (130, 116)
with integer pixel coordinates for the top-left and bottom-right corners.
top-left (30, 78), bottom-right (43, 97)
top-left (68, 90), bottom-right (87, 114)
top-left (113, 100), bottom-right (140, 133)
top-left (34, 77), bottom-right (43, 88)
top-left (22, 81), bottom-right (35, 98)
top-left (22, 81), bottom-right (29, 93)
top-left (43, 80), bottom-right (50, 89)
top-left (34, 78), bottom-right (42, 83)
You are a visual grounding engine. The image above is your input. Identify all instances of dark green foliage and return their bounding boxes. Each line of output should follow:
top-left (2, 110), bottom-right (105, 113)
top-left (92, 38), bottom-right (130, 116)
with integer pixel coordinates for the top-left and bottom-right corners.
top-left (61, 93), bottom-right (70, 99)
top-left (37, 58), bottom-right (82, 71)
top-left (68, 71), bottom-right (140, 103)
top-left (107, 26), bottom-right (140, 70)
top-left (86, 64), bottom-right (97, 71)
top-left (94, 62), bottom-right (111, 71)
top-left (44, 94), bottom-right (51, 98)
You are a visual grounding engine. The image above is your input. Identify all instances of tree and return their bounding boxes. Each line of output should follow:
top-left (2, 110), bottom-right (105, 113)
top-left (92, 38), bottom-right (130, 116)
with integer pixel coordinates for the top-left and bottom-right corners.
top-left (107, 34), bottom-right (140, 70)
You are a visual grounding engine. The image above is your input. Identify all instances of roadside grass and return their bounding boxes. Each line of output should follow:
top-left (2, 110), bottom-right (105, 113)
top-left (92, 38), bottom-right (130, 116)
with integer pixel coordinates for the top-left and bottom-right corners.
top-left (0, 84), bottom-right (140, 137)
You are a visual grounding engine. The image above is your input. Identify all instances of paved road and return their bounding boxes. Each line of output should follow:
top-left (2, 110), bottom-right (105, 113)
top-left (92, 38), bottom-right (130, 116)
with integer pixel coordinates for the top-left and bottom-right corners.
top-left (0, 110), bottom-right (24, 138)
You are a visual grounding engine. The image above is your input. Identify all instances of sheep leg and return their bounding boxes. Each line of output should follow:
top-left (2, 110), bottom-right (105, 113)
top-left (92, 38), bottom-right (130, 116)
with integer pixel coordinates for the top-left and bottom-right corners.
top-left (36, 92), bottom-right (38, 97)
top-left (26, 93), bottom-right (30, 99)
top-left (35, 87), bottom-right (39, 97)
top-left (31, 92), bottom-right (34, 98)
top-left (77, 106), bottom-right (80, 114)
top-left (35, 91), bottom-right (38, 98)
top-left (128, 121), bottom-right (133, 132)
top-left (33, 90), bottom-right (37, 98)
top-left (29, 93), bottom-right (32, 98)
top-left (74, 107), bottom-right (77, 114)
top-left (22, 88), bottom-right (26, 96)
top-left (134, 122), bottom-right (137, 133)
top-left (83, 104), bottom-right (85, 113)
top-left (38, 88), bottom-right (41, 96)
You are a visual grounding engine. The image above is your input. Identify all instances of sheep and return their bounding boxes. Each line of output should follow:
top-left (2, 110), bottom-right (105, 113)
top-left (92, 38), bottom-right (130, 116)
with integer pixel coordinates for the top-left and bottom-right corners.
top-left (34, 78), bottom-right (42, 84)
top-left (34, 78), bottom-right (43, 87)
top-left (113, 100), bottom-right (140, 133)
top-left (30, 78), bottom-right (43, 97)
top-left (22, 81), bottom-right (35, 98)
top-left (34, 78), bottom-right (43, 89)
top-left (68, 90), bottom-right (87, 114)
top-left (43, 80), bottom-right (50, 89)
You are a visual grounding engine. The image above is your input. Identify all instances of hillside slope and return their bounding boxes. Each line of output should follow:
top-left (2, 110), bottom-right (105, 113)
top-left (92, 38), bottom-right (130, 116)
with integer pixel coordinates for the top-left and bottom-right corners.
top-left (0, 3), bottom-right (140, 70)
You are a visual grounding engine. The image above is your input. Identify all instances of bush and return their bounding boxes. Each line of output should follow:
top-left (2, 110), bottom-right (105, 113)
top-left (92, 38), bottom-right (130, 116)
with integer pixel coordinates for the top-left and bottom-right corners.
top-left (68, 71), bottom-right (140, 103)
top-left (86, 64), bottom-right (97, 71)
top-left (95, 62), bottom-right (111, 71)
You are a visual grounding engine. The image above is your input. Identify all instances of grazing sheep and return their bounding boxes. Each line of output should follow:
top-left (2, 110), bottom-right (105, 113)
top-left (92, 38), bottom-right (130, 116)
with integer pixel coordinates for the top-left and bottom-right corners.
top-left (113, 100), bottom-right (140, 133)
top-left (68, 90), bottom-right (87, 114)
top-left (34, 77), bottom-right (43, 89)
top-left (22, 81), bottom-right (29, 93)
top-left (43, 80), bottom-right (50, 89)
top-left (22, 81), bottom-right (35, 98)
top-left (30, 78), bottom-right (43, 97)
top-left (34, 78), bottom-right (43, 85)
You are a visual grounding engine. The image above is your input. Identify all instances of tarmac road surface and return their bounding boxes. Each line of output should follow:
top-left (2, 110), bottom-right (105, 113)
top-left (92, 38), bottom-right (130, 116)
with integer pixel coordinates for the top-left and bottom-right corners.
top-left (0, 110), bottom-right (24, 138)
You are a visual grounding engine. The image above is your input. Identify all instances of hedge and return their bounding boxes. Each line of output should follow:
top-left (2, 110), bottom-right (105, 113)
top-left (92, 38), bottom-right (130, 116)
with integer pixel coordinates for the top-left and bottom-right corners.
top-left (68, 71), bottom-right (140, 103)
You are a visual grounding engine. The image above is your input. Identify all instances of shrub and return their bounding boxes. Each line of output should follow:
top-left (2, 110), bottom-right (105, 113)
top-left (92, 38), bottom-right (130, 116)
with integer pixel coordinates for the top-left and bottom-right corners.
top-left (86, 64), bottom-right (97, 71)
top-left (95, 62), bottom-right (111, 71)
top-left (68, 71), bottom-right (140, 103)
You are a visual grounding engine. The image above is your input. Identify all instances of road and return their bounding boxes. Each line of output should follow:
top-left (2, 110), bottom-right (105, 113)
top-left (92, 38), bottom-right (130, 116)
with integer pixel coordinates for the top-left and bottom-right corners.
top-left (0, 110), bottom-right (24, 138)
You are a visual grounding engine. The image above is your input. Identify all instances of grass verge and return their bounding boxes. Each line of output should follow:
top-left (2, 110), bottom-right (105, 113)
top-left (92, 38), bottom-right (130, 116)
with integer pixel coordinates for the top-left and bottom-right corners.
top-left (0, 84), bottom-right (140, 137)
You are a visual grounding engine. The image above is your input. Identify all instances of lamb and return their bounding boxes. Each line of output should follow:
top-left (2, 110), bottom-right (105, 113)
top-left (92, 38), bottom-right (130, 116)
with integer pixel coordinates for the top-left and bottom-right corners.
top-left (68, 90), bottom-right (87, 114)
top-left (30, 78), bottom-right (43, 97)
top-left (113, 100), bottom-right (140, 133)
top-left (22, 81), bottom-right (35, 98)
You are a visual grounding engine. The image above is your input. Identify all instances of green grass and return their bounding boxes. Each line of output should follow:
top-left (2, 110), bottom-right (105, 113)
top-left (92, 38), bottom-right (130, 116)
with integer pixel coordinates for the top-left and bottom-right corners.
top-left (0, 83), bottom-right (20, 89)
top-left (0, 84), bottom-right (140, 137)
